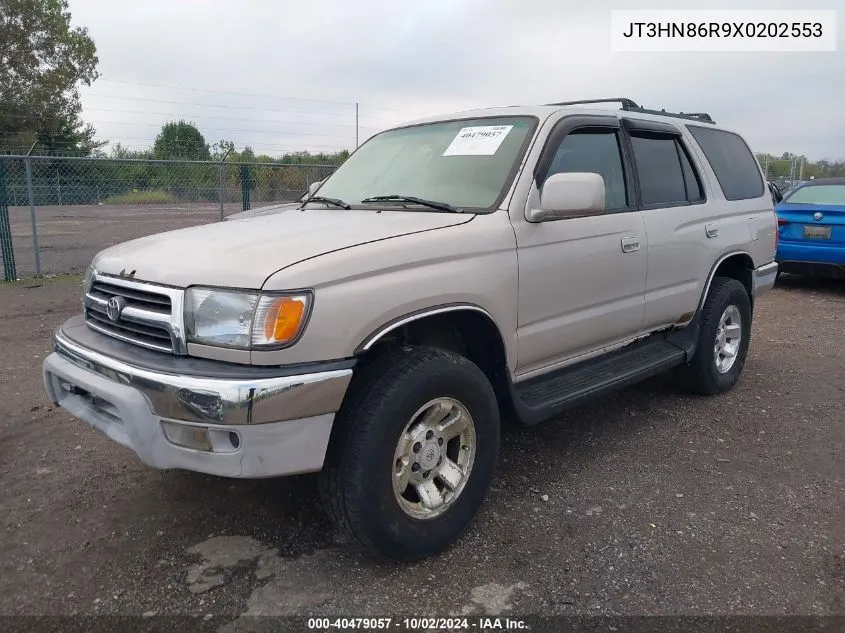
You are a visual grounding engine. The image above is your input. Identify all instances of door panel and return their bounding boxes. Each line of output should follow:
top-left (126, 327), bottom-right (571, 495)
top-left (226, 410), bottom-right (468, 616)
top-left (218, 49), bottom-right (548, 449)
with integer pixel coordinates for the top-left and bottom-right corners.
top-left (621, 121), bottom-right (717, 330)
top-left (513, 121), bottom-right (647, 376)
top-left (641, 205), bottom-right (717, 329)
top-left (514, 210), bottom-right (648, 375)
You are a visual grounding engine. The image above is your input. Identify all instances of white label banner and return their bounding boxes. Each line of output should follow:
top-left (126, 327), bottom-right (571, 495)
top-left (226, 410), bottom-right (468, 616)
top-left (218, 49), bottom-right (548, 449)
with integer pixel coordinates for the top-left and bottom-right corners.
top-left (610, 10), bottom-right (837, 52)
top-left (443, 125), bottom-right (513, 156)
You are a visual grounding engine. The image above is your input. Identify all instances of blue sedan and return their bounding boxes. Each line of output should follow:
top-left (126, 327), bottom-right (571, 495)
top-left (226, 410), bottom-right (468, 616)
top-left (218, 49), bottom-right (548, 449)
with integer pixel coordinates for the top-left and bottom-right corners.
top-left (775, 177), bottom-right (845, 279)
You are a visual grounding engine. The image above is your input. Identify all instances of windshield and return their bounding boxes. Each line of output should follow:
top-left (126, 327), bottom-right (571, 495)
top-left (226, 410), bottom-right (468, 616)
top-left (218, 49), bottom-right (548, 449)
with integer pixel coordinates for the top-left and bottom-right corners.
top-left (313, 116), bottom-right (536, 210)
top-left (783, 184), bottom-right (845, 206)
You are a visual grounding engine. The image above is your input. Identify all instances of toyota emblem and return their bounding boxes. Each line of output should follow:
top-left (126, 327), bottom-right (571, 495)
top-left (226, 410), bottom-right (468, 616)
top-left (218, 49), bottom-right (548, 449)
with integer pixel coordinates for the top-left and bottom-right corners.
top-left (106, 296), bottom-right (126, 321)
top-left (813, 212), bottom-right (824, 221)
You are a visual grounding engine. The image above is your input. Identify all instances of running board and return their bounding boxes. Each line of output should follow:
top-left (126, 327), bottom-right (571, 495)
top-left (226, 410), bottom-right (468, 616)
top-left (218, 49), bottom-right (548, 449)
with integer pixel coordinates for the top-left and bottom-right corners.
top-left (510, 337), bottom-right (687, 426)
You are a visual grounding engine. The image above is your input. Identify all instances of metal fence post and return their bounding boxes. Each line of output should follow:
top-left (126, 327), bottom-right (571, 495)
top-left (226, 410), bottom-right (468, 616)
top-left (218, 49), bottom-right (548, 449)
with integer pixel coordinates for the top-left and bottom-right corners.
top-left (0, 160), bottom-right (17, 281)
top-left (25, 158), bottom-right (42, 276)
top-left (241, 163), bottom-right (250, 211)
top-left (218, 148), bottom-right (232, 221)
top-left (218, 163), bottom-right (225, 220)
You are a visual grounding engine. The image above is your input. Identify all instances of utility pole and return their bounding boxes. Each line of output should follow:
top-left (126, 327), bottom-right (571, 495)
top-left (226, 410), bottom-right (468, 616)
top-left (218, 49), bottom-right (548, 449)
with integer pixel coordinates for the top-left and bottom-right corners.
top-left (355, 102), bottom-right (359, 149)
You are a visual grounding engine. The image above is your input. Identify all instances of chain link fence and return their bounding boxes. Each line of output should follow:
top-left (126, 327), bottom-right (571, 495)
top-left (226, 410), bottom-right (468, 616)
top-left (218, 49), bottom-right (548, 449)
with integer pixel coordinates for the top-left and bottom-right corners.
top-left (2, 151), bottom-right (810, 281)
top-left (0, 155), bottom-right (339, 280)
top-left (759, 156), bottom-right (806, 194)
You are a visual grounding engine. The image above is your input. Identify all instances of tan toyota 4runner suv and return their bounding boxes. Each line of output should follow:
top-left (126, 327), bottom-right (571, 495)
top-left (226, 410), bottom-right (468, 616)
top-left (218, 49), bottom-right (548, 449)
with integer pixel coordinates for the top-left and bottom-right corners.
top-left (43, 98), bottom-right (778, 560)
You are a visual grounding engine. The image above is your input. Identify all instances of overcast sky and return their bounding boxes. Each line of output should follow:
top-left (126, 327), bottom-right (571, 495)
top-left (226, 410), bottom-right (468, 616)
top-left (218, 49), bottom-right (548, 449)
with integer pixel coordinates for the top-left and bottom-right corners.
top-left (70, 0), bottom-right (844, 159)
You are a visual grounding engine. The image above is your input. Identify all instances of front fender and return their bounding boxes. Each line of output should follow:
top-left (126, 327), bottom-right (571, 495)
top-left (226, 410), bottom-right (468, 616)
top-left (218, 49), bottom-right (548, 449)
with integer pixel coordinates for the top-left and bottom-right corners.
top-left (354, 303), bottom-right (500, 354)
top-left (250, 213), bottom-right (519, 369)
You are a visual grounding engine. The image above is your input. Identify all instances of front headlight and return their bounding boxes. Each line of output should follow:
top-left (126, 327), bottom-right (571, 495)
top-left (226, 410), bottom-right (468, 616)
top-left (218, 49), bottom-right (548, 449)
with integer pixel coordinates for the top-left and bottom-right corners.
top-left (185, 288), bottom-right (311, 349)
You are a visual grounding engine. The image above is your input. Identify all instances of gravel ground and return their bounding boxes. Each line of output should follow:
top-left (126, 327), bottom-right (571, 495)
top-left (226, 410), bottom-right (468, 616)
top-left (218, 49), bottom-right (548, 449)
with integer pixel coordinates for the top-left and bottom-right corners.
top-left (0, 275), bottom-right (842, 626)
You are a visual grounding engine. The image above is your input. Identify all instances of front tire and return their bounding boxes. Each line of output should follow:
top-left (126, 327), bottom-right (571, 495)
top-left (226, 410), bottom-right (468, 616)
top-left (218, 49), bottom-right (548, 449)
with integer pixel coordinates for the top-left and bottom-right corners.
top-left (320, 346), bottom-right (500, 561)
top-left (677, 277), bottom-right (752, 395)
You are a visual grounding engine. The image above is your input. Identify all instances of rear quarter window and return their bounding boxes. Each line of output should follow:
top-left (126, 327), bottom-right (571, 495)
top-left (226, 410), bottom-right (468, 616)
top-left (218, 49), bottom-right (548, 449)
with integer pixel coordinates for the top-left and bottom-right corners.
top-left (687, 126), bottom-right (764, 201)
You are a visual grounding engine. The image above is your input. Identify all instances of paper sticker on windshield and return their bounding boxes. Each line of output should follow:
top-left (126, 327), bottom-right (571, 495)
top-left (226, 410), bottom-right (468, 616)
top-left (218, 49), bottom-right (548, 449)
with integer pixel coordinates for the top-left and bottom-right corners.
top-left (443, 125), bottom-right (513, 156)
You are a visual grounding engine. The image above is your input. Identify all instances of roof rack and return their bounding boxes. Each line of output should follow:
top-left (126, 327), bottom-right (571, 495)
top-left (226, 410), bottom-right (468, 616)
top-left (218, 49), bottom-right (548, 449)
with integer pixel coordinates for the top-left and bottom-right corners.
top-left (547, 97), bottom-right (640, 109)
top-left (547, 97), bottom-right (716, 125)
top-left (623, 105), bottom-right (716, 124)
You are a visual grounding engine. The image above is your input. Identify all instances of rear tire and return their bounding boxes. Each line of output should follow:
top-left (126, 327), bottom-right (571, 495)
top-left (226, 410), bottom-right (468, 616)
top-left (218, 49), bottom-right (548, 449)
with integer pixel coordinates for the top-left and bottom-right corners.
top-left (319, 346), bottom-right (500, 561)
top-left (677, 277), bottom-right (752, 395)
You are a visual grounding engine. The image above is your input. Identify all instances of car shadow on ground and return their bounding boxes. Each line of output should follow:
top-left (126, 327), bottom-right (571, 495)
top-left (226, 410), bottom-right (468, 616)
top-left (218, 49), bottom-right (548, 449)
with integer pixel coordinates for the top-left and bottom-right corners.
top-left (143, 375), bottom-right (678, 562)
top-left (775, 273), bottom-right (845, 298)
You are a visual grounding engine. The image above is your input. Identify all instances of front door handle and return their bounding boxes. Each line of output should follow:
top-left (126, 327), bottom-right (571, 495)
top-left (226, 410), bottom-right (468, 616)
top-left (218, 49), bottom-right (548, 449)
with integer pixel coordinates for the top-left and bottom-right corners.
top-left (705, 223), bottom-right (720, 238)
top-left (621, 236), bottom-right (640, 253)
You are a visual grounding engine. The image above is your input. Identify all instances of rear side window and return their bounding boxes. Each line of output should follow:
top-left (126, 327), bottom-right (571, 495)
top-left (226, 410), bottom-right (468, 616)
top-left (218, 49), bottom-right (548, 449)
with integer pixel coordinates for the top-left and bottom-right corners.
top-left (678, 143), bottom-right (704, 202)
top-left (687, 126), bottom-right (764, 201)
top-left (629, 133), bottom-right (703, 206)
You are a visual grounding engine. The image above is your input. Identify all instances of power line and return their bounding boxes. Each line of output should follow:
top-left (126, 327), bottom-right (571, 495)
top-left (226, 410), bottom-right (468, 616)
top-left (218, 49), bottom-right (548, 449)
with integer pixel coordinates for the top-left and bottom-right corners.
top-left (83, 92), bottom-right (365, 117)
top-left (95, 77), bottom-right (427, 116)
top-left (0, 127), bottom-right (367, 148)
top-left (82, 92), bottom-right (398, 122)
top-left (90, 108), bottom-right (381, 130)
top-left (0, 108), bottom-right (384, 130)
top-left (96, 78), bottom-right (354, 106)
top-left (11, 119), bottom-right (359, 138)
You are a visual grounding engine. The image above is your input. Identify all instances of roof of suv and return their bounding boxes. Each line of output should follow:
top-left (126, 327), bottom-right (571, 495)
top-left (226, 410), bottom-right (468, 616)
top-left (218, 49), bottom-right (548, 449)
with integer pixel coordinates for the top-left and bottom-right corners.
top-left (402, 102), bottom-right (731, 132)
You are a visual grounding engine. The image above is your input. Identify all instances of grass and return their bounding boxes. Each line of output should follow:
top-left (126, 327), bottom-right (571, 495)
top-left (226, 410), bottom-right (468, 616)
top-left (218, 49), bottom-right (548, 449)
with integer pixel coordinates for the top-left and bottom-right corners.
top-left (0, 272), bottom-right (84, 287)
top-left (102, 189), bottom-right (175, 205)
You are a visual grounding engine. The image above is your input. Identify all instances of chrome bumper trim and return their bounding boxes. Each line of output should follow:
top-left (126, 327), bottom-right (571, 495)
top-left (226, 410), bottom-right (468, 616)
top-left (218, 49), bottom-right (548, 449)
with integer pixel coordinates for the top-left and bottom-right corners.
top-left (52, 328), bottom-right (352, 425)
top-left (752, 261), bottom-right (778, 298)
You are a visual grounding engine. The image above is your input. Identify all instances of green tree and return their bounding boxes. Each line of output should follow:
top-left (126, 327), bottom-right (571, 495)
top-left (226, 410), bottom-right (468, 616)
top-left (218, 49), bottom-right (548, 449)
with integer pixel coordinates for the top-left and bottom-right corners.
top-left (153, 120), bottom-right (210, 160)
top-left (210, 139), bottom-right (235, 160)
top-left (0, 0), bottom-right (102, 155)
top-left (109, 141), bottom-right (152, 160)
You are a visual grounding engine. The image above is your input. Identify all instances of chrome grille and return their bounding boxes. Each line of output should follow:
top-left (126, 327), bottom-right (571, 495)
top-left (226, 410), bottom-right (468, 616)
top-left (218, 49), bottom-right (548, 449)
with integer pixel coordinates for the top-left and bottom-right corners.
top-left (84, 274), bottom-right (186, 354)
top-left (89, 280), bottom-right (171, 314)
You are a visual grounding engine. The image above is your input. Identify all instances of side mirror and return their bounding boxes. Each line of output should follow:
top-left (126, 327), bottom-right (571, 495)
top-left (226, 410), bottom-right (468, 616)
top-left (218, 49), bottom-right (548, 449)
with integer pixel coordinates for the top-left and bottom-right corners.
top-left (300, 179), bottom-right (326, 203)
top-left (307, 180), bottom-right (324, 196)
top-left (528, 172), bottom-right (606, 222)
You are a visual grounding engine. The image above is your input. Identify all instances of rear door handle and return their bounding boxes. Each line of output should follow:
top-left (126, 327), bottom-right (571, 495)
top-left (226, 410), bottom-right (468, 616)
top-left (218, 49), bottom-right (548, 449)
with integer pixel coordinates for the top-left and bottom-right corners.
top-left (621, 236), bottom-right (640, 253)
top-left (705, 223), bottom-right (720, 238)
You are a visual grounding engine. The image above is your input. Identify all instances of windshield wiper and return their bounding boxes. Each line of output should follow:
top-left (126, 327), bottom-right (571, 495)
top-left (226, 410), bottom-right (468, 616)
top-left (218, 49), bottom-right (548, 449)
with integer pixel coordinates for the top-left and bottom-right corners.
top-left (300, 195), bottom-right (351, 210)
top-left (360, 195), bottom-right (461, 213)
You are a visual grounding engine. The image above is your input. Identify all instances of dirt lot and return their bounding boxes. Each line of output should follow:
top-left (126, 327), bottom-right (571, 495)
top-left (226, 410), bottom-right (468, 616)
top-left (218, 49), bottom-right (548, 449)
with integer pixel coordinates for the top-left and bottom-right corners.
top-left (0, 275), bottom-right (842, 626)
top-left (6, 203), bottom-right (244, 279)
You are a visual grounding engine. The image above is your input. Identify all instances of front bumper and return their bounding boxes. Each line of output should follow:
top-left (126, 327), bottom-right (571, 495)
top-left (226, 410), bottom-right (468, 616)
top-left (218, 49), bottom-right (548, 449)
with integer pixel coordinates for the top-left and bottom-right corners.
top-left (42, 324), bottom-right (353, 478)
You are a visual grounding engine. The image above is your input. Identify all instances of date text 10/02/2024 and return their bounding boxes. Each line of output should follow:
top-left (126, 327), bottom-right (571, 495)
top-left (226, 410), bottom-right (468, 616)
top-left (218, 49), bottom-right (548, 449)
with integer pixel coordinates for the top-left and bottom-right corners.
top-left (306, 617), bottom-right (528, 630)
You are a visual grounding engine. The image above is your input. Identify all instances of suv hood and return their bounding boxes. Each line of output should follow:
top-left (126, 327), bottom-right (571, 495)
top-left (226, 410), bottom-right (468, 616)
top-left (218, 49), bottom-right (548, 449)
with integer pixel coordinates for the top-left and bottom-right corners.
top-left (93, 208), bottom-right (472, 288)
top-left (224, 201), bottom-right (301, 221)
